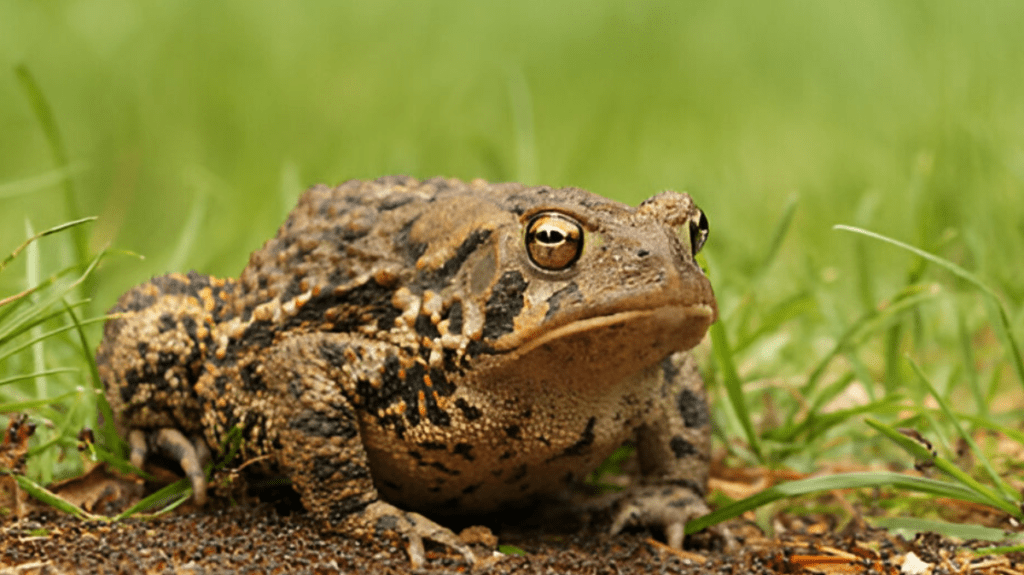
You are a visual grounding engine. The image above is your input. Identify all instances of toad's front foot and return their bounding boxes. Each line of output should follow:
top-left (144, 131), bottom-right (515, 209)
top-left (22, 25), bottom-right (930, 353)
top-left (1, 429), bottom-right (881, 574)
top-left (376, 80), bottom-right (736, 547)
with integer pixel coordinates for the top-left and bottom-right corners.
top-left (609, 482), bottom-right (715, 549)
top-left (363, 501), bottom-right (477, 568)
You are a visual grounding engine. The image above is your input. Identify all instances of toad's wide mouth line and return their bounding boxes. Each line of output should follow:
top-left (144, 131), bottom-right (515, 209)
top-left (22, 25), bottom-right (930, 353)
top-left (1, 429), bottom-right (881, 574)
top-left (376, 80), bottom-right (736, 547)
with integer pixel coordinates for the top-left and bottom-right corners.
top-left (499, 303), bottom-right (717, 357)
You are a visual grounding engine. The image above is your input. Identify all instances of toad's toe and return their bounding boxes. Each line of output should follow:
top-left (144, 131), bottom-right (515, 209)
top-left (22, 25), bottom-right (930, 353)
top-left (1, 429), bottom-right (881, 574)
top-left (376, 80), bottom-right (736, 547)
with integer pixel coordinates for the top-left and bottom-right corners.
top-left (609, 483), bottom-right (709, 548)
top-left (128, 427), bottom-right (210, 505)
top-left (363, 501), bottom-right (477, 568)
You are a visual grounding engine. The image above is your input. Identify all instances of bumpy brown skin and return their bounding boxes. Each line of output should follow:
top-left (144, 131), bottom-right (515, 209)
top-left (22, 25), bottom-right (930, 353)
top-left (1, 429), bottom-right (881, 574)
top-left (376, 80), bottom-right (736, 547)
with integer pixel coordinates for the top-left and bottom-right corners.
top-left (97, 175), bottom-right (718, 565)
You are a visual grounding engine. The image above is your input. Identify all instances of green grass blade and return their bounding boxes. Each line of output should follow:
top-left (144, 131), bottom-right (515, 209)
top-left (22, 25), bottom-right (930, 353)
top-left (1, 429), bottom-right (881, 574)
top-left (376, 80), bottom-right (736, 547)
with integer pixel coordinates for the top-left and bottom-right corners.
top-left (0, 368), bottom-right (78, 388)
top-left (0, 216), bottom-right (97, 276)
top-left (732, 291), bottom-right (814, 354)
top-left (982, 294), bottom-right (1024, 393)
top-left (955, 413), bottom-right (1024, 446)
top-left (688, 471), bottom-right (990, 534)
top-left (835, 226), bottom-right (988, 298)
top-left (13, 474), bottom-right (102, 521)
top-left (113, 479), bottom-right (193, 520)
top-left (870, 516), bottom-right (1017, 542)
top-left (87, 442), bottom-right (144, 478)
top-left (278, 160), bottom-right (302, 219)
top-left (24, 219), bottom-right (47, 402)
top-left (0, 165), bottom-right (88, 201)
top-left (0, 302), bottom-right (84, 350)
top-left (63, 299), bottom-right (121, 451)
top-left (26, 425), bottom-right (75, 457)
top-left (0, 267), bottom-right (79, 317)
top-left (0, 248), bottom-right (104, 347)
top-left (772, 398), bottom-right (901, 446)
top-left (508, 68), bottom-right (538, 184)
top-left (498, 544), bottom-right (528, 556)
top-left (164, 184), bottom-right (209, 274)
top-left (865, 417), bottom-right (1022, 517)
top-left (844, 349), bottom-right (878, 400)
top-left (24, 385), bottom-right (88, 460)
top-left (805, 372), bottom-right (858, 415)
top-left (0, 303), bottom-right (96, 362)
top-left (15, 64), bottom-right (87, 268)
top-left (0, 389), bottom-right (82, 413)
top-left (799, 285), bottom-right (934, 396)
top-left (710, 321), bottom-right (763, 463)
top-left (975, 543), bottom-right (1024, 556)
top-left (0, 285), bottom-right (44, 311)
top-left (755, 193), bottom-right (798, 280)
top-left (217, 425), bottom-right (246, 467)
top-left (864, 416), bottom-right (943, 459)
top-left (957, 310), bottom-right (987, 418)
top-left (905, 358), bottom-right (1021, 502)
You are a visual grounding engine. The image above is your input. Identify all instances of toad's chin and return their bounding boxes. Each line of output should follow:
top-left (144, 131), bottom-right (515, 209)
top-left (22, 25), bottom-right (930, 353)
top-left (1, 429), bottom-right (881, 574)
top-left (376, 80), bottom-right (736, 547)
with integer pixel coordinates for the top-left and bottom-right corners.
top-left (472, 304), bottom-right (716, 393)
top-left (517, 304), bottom-right (715, 358)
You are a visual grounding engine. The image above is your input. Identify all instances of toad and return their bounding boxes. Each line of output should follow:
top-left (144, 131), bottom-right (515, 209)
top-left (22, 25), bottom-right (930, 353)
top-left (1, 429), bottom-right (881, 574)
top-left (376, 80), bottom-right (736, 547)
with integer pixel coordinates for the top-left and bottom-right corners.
top-left (97, 176), bottom-right (718, 565)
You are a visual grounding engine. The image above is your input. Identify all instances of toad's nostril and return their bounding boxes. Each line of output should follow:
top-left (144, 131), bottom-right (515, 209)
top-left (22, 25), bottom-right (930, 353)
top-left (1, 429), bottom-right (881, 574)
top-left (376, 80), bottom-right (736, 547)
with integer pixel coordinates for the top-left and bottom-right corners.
top-left (637, 249), bottom-right (650, 258)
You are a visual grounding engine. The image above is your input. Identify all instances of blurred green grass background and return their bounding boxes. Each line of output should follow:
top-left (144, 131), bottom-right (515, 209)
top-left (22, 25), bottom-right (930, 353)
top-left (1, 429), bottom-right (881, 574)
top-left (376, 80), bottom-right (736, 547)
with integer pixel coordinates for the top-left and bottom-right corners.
top-left (2, 1), bottom-right (1024, 486)
top-left (4, 1), bottom-right (1021, 305)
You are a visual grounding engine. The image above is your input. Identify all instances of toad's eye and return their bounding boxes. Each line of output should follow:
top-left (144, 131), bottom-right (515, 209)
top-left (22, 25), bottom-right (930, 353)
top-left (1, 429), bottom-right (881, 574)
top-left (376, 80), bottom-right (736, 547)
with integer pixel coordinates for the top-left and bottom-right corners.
top-left (525, 213), bottom-right (583, 270)
top-left (688, 209), bottom-right (709, 257)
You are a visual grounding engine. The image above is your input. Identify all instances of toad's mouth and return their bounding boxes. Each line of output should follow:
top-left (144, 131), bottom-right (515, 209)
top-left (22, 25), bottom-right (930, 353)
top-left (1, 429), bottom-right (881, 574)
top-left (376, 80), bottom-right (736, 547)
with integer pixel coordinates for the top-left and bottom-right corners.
top-left (496, 302), bottom-right (717, 359)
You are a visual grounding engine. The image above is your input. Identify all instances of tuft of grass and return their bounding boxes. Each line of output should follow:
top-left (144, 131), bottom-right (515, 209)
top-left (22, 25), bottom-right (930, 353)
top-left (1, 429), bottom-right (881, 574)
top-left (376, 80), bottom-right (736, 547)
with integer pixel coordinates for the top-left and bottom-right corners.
top-left (702, 223), bottom-right (1024, 547)
top-left (0, 217), bottom-right (104, 487)
top-left (835, 225), bottom-right (1024, 392)
top-left (2, 65), bottom-right (110, 496)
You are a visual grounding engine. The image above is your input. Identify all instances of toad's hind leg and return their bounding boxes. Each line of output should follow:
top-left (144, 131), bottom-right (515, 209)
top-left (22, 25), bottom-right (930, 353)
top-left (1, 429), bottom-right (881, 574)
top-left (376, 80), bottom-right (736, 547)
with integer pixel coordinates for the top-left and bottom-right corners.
top-left (257, 333), bottom-right (476, 568)
top-left (97, 272), bottom-right (232, 502)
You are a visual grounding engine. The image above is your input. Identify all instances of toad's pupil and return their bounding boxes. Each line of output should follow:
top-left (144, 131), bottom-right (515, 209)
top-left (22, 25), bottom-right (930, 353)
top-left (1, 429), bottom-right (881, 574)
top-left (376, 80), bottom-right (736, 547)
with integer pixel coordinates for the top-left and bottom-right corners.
top-left (688, 211), bottom-right (709, 256)
top-left (538, 229), bottom-right (564, 244)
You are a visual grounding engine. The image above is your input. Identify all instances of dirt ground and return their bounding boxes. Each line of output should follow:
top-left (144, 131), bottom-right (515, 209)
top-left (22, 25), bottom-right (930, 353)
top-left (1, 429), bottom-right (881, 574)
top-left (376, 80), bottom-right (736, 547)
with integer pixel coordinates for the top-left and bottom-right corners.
top-left (2, 478), bottom-right (1022, 575)
top-left (2, 416), bottom-right (1022, 575)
